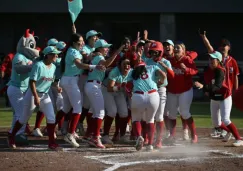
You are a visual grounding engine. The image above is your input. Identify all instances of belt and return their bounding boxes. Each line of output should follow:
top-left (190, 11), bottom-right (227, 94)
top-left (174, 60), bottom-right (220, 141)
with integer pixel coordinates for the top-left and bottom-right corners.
top-left (87, 80), bottom-right (101, 84)
top-left (134, 89), bottom-right (157, 94)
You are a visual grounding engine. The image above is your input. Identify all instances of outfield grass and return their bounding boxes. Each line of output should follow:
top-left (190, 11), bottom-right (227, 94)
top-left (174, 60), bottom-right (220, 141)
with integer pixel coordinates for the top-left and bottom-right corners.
top-left (0, 102), bottom-right (243, 128)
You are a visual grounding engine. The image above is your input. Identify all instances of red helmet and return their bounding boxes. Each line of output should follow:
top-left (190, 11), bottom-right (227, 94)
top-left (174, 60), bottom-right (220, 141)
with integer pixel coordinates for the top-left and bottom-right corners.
top-left (149, 41), bottom-right (164, 62)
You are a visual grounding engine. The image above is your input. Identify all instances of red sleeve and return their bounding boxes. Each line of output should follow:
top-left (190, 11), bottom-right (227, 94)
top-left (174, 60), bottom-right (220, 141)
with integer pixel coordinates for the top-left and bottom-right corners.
top-left (232, 58), bottom-right (240, 76)
top-left (186, 51), bottom-right (198, 60)
top-left (184, 58), bottom-right (198, 76)
top-left (166, 68), bottom-right (175, 79)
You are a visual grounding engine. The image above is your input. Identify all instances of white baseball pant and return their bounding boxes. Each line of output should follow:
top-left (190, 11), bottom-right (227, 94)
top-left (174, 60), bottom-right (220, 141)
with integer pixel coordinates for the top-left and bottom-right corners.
top-left (19, 88), bottom-right (55, 124)
top-left (60, 76), bottom-right (82, 114)
top-left (101, 86), bottom-right (128, 118)
top-left (84, 81), bottom-right (105, 119)
top-left (56, 93), bottom-right (64, 111)
top-left (210, 95), bottom-right (232, 127)
top-left (7, 85), bottom-right (26, 135)
top-left (131, 91), bottom-right (160, 123)
top-left (155, 87), bottom-right (167, 122)
top-left (167, 88), bottom-right (193, 120)
top-left (48, 86), bottom-right (59, 112)
top-left (78, 74), bottom-right (92, 112)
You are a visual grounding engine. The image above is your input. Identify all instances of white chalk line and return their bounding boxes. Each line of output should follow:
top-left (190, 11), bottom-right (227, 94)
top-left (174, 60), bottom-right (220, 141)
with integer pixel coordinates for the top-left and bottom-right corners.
top-left (84, 150), bottom-right (242, 171)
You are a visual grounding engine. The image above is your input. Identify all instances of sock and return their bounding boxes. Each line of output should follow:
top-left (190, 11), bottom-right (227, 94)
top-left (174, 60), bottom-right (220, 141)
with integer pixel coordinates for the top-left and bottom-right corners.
top-left (186, 117), bottom-right (197, 138)
top-left (181, 115), bottom-right (188, 130)
top-left (68, 113), bottom-right (81, 134)
top-left (119, 117), bottom-right (128, 137)
top-left (169, 119), bottom-right (176, 137)
top-left (219, 122), bottom-right (230, 132)
top-left (164, 115), bottom-right (170, 131)
top-left (55, 110), bottom-right (66, 126)
top-left (92, 118), bottom-right (103, 137)
top-left (141, 121), bottom-right (147, 140)
top-left (58, 117), bottom-right (64, 130)
top-left (65, 109), bottom-right (72, 121)
top-left (103, 115), bottom-right (114, 136)
top-left (132, 121), bottom-right (142, 137)
top-left (127, 109), bottom-right (131, 124)
top-left (114, 114), bottom-right (120, 136)
top-left (34, 111), bottom-right (45, 129)
top-left (79, 107), bottom-right (89, 124)
top-left (147, 123), bottom-right (155, 145)
top-left (156, 121), bottom-right (164, 142)
top-left (85, 112), bottom-right (93, 137)
top-left (227, 123), bottom-right (242, 140)
top-left (47, 123), bottom-right (56, 145)
top-left (11, 120), bottom-right (23, 136)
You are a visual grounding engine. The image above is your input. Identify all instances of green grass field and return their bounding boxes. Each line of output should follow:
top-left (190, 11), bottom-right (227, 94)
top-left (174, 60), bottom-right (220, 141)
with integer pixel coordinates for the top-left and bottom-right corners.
top-left (0, 102), bottom-right (243, 128)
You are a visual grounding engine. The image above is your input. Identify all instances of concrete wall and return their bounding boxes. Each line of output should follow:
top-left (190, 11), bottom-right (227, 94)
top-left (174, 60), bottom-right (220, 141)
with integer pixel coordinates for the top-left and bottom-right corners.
top-left (0, 0), bottom-right (242, 13)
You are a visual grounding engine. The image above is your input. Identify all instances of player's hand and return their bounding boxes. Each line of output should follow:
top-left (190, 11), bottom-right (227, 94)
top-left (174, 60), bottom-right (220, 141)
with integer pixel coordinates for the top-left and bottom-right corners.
top-left (27, 61), bottom-right (33, 65)
top-left (137, 31), bottom-right (140, 42)
top-left (198, 28), bottom-right (206, 37)
top-left (96, 65), bottom-right (106, 71)
top-left (194, 81), bottom-right (203, 89)
top-left (158, 61), bottom-right (167, 68)
top-left (57, 86), bottom-right (62, 93)
top-left (119, 45), bottom-right (126, 51)
top-left (180, 63), bottom-right (187, 71)
top-left (34, 96), bottom-right (40, 107)
top-left (144, 30), bottom-right (148, 40)
top-left (157, 79), bottom-right (164, 86)
top-left (72, 24), bottom-right (76, 33)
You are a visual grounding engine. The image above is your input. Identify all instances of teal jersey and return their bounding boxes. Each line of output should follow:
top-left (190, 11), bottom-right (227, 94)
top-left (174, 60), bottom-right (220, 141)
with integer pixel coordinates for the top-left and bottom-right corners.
top-left (30, 61), bottom-right (56, 93)
top-left (127, 65), bottom-right (160, 92)
top-left (141, 52), bottom-right (148, 61)
top-left (8, 53), bottom-right (32, 92)
top-left (53, 58), bottom-right (62, 80)
top-left (63, 47), bottom-right (82, 76)
top-left (145, 58), bottom-right (172, 87)
top-left (108, 67), bottom-right (132, 84)
top-left (81, 45), bottom-right (95, 55)
top-left (87, 55), bottom-right (105, 82)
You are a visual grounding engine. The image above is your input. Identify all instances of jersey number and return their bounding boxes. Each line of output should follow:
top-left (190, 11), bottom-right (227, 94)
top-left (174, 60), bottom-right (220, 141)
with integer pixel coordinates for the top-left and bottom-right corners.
top-left (141, 73), bottom-right (149, 80)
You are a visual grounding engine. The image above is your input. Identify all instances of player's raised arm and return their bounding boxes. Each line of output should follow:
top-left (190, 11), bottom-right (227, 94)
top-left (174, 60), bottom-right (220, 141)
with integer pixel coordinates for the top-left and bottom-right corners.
top-left (199, 29), bottom-right (214, 53)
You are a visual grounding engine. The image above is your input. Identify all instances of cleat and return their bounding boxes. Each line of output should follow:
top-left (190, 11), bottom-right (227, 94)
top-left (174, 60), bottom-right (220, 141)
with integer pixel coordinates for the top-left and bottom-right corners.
top-left (183, 129), bottom-right (190, 140)
top-left (232, 140), bottom-right (243, 147)
top-left (146, 145), bottom-right (153, 151)
top-left (7, 134), bottom-right (16, 149)
top-left (64, 133), bottom-right (80, 148)
top-left (135, 136), bottom-right (144, 151)
top-left (222, 132), bottom-right (232, 142)
top-left (48, 143), bottom-right (63, 151)
top-left (32, 128), bottom-right (43, 137)
top-left (191, 135), bottom-right (198, 144)
top-left (101, 135), bottom-right (113, 145)
top-left (89, 136), bottom-right (106, 148)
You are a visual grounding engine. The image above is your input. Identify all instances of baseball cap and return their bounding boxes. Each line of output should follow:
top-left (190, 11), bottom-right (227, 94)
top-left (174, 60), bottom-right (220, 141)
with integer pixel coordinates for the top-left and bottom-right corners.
top-left (163, 39), bottom-right (174, 46)
top-left (219, 38), bottom-right (231, 47)
top-left (86, 30), bottom-right (102, 40)
top-left (209, 51), bottom-right (222, 62)
top-left (47, 38), bottom-right (58, 46)
top-left (56, 41), bottom-right (66, 50)
top-left (43, 46), bottom-right (61, 56)
top-left (94, 39), bottom-right (112, 49)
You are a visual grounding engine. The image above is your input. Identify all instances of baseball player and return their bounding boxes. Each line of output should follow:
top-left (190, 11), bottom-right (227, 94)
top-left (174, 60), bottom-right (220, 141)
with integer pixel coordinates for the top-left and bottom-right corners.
top-left (194, 51), bottom-right (243, 147)
top-left (32, 38), bottom-right (59, 137)
top-left (163, 39), bottom-right (198, 140)
top-left (77, 29), bottom-right (102, 136)
top-left (144, 41), bottom-right (174, 148)
top-left (7, 46), bottom-right (62, 150)
top-left (101, 56), bottom-right (131, 145)
top-left (84, 39), bottom-right (123, 148)
top-left (165, 42), bottom-right (198, 144)
top-left (127, 59), bottom-right (166, 151)
top-left (57, 33), bottom-right (105, 148)
top-left (200, 30), bottom-right (240, 139)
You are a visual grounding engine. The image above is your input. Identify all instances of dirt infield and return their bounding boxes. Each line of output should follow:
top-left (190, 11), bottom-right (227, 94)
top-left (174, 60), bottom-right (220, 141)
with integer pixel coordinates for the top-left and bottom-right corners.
top-left (0, 128), bottom-right (243, 171)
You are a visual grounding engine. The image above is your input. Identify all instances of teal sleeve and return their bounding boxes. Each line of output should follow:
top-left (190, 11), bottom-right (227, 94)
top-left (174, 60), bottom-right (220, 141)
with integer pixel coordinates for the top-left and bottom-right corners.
top-left (30, 63), bottom-right (40, 81)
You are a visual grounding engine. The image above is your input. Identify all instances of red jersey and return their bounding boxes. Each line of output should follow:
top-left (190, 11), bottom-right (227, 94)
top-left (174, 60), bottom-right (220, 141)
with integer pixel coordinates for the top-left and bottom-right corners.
top-left (124, 50), bottom-right (137, 68)
top-left (0, 53), bottom-right (15, 77)
top-left (223, 56), bottom-right (239, 91)
top-left (163, 51), bottom-right (198, 61)
top-left (167, 56), bottom-right (198, 94)
top-left (204, 66), bottom-right (231, 100)
top-left (109, 52), bottom-right (124, 68)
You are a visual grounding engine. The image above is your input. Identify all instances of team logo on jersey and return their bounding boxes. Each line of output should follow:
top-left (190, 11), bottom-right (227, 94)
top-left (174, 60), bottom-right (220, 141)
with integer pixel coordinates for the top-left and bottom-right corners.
top-left (42, 77), bottom-right (54, 81)
top-left (141, 72), bottom-right (148, 80)
top-left (172, 68), bottom-right (184, 75)
top-left (211, 79), bottom-right (215, 84)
